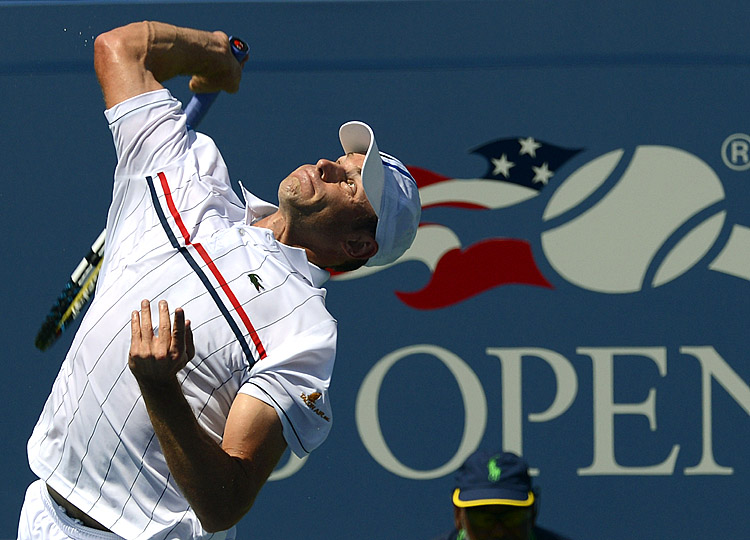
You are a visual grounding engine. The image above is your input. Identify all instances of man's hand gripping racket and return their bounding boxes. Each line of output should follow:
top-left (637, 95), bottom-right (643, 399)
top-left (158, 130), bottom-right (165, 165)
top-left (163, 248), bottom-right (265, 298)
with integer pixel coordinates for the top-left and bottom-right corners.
top-left (34, 35), bottom-right (249, 351)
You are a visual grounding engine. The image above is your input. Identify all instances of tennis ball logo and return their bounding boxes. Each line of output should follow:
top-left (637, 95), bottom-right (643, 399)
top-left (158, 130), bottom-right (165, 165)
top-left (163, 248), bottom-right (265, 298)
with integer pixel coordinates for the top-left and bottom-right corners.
top-left (540, 146), bottom-right (726, 293)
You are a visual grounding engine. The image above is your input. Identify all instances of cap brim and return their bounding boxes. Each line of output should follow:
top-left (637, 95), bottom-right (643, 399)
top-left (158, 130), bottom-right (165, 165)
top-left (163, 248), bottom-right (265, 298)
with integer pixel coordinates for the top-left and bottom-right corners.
top-left (339, 121), bottom-right (384, 217)
top-left (452, 488), bottom-right (535, 508)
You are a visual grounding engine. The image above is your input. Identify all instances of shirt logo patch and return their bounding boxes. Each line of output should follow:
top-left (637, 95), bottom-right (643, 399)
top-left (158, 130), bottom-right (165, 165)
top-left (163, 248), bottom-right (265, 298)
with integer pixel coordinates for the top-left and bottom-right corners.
top-left (300, 391), bottom-right (330, 422)
top-left (247, 273), bottom-right (264, 292)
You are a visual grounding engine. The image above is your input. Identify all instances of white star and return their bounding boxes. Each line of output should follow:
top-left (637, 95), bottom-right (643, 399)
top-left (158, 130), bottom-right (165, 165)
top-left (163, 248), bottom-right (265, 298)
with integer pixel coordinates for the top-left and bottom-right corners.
top-left (532, 162), bottom-right (554, 185)
top-left (518, 136), bottom-right (542, 158)
top-left (491, 154), bottom-right (515, 178)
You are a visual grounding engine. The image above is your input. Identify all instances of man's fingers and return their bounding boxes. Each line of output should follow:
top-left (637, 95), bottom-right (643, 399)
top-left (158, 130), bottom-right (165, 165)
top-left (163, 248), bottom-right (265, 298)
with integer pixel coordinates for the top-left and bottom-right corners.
top-left (130, 309), bottom-right (142, 354)
top-left (129, 299), bottom-right (191, 381)
top-left (140, 299), bottom-right (154, 340)
top-left (172, 308), bottom-right (187, 358)
top-left (185, 320), bottom-right (195, 361)
top-left (157, 300), bottom-right (174, 353)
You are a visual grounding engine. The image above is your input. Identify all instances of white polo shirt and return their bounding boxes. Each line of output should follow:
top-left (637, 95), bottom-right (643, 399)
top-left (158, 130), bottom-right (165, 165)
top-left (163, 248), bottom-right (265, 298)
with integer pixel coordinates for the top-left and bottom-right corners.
top-left (27, 89), bottom-right (336, 540)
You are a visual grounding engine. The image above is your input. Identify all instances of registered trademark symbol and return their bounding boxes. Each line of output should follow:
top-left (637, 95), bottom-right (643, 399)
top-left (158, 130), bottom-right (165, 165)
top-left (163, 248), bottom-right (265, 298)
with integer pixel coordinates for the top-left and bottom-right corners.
top-left (721, 133), bottom-right (750, 171)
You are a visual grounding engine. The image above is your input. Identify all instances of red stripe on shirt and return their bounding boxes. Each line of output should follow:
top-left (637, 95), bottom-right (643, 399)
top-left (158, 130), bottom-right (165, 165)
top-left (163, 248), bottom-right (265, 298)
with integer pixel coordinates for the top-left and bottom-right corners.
top-left (157, 171), bottom-right (267, 359)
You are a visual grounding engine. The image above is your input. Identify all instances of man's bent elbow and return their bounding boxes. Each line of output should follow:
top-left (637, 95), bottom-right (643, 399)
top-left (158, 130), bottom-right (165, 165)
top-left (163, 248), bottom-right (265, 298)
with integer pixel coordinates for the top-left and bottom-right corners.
top-left (93, 22), bottom-right (160, 108)
top-left (194, 480), bottom-right (259, 533)
top-left (94, 22), bottom-right (147, 72)
top-left (93, 30), bottom-right (116, 81)
top-left (195, 483), bottom-right (262, 533)
top-left (197, 504), bottom-right (254, 534)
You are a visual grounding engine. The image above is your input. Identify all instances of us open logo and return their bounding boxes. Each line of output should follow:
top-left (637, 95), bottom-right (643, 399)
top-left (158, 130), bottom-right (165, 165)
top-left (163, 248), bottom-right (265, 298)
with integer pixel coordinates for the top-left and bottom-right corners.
top-left (333, 136), bottom-right (750, 305)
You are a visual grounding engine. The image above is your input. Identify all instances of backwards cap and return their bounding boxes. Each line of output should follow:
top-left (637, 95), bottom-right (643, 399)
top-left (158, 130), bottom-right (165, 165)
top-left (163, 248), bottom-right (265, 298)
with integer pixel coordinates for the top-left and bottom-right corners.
top-left (339, 121), bottom-right (421, 267)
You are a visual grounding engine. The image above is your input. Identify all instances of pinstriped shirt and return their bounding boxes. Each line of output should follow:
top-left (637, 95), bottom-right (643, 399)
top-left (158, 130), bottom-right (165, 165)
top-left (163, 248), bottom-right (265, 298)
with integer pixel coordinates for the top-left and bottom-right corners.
top-left (27, 90), bottom-right (336, 539)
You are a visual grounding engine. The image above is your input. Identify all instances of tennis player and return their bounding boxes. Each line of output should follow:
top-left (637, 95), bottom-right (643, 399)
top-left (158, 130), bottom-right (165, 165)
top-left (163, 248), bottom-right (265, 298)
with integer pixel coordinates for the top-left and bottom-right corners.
top-left (18, 20), bottom-right (420, 540)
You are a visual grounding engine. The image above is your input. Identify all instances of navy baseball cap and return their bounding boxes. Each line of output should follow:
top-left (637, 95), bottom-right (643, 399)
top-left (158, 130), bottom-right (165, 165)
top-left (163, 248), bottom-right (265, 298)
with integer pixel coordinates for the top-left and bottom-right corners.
top-left (452, 451), bottom-right (535, 508)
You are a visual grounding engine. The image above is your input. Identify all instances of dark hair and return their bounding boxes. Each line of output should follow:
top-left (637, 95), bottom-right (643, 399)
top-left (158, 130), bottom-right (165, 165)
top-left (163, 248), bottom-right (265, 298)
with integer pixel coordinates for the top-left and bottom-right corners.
top-left (329, 258), bottom-right (367, 273)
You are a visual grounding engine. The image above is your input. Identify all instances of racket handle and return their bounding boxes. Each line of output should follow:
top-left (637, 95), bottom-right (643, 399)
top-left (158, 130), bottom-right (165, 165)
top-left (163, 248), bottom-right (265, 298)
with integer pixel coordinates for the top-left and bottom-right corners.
top-left (185, 36), bottom-right (249, 130)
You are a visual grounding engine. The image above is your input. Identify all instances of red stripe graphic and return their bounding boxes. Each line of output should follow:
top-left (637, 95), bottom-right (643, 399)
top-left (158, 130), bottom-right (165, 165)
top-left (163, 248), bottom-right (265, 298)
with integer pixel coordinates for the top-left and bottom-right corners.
top-left (157, 172), bottom-right (267, 359)
top-left (395, 238), bottom-right (553, 310)
top-left (408, 166), bottom-right (505, 210)
top-left (407, 166), bottom-right (449, 188)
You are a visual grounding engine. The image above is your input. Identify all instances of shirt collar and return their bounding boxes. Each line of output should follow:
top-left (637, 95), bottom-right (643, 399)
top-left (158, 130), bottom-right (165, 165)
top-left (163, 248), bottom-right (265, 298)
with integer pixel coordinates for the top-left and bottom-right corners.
top-left (277, 242), bottom-right (330, 287)
top-left (239, 182), bottom-right (330, 288)
top-left (240, 181), bottom-right (279, 225)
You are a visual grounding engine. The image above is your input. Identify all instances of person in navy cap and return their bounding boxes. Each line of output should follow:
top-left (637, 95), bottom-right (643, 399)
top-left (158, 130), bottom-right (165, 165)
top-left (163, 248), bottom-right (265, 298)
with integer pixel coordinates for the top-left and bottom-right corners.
top-left (431, 450), bottom-right (572, 540)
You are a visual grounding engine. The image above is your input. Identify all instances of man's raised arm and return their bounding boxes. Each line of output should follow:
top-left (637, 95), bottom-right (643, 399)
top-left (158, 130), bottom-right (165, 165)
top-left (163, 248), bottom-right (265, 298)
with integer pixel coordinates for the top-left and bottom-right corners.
top-left (93, 21), bottom-right (242, 109)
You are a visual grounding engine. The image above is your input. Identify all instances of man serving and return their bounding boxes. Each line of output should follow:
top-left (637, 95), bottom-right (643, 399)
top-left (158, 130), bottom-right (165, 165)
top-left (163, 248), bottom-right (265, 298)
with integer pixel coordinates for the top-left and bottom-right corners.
top-left (19, 20), bottom-right (420, 540)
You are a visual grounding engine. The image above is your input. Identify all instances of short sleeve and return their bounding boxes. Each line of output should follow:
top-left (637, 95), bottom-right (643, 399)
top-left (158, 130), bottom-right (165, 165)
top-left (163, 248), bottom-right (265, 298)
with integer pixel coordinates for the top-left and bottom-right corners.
top-left (101, 90), bottom-right (244, 252)
top-left (105, 89), bottom-right (191, 179)
top-left (238, 319), bottom-right (337, 457)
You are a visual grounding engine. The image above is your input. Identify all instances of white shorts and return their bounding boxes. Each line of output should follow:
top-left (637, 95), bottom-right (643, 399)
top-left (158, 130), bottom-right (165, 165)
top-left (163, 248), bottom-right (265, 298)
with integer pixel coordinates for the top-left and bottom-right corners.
top-left (17, 480), bottom-right (124, 540)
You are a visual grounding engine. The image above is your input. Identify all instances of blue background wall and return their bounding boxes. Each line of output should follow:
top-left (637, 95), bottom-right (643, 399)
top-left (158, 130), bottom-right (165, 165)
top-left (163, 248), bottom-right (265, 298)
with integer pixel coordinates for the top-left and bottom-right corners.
top-left (2, 1), bottom-right (750, 539)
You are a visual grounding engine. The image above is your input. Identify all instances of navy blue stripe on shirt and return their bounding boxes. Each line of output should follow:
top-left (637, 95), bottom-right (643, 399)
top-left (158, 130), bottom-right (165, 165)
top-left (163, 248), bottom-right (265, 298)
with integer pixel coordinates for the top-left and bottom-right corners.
top-left (145, 175), bottom-right (257, 367)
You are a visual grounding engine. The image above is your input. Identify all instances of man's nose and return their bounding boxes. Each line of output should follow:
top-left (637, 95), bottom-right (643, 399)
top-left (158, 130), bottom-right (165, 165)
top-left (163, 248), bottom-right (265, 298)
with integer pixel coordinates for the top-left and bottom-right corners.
top-left (316, 159), bottom-right (343, 182)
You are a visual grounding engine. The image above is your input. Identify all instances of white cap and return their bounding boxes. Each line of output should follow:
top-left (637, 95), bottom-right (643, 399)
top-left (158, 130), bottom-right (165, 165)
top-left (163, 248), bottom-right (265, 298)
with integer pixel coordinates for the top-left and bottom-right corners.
top-left (338, 121), bottom-right (421, 267)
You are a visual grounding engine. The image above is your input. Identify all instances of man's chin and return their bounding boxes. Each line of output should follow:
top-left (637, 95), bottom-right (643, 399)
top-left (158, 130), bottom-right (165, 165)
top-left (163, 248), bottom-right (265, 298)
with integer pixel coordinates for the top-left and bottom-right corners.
top-left (282, 172), bottom-right (316, 199)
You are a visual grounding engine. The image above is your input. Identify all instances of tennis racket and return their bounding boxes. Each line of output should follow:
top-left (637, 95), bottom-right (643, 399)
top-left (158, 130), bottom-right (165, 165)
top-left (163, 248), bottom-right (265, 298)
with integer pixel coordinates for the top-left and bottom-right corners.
top-left (34, 35), bottom-right (249, 351)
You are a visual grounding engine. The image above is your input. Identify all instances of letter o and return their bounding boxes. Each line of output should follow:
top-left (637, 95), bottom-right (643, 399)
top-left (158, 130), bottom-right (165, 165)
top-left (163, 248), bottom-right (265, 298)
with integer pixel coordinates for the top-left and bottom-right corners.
top-left (356, 344), bottom-right (487, 479)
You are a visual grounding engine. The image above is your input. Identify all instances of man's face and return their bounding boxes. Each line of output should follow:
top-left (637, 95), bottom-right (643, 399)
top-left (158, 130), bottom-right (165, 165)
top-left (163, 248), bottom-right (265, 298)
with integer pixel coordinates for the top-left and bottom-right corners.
top-left (276, 152), bottom-right (378, 265)
top-left (457, 505), bottom-right (535, 540)
top-left (278, 152), bottom-right (375, 228)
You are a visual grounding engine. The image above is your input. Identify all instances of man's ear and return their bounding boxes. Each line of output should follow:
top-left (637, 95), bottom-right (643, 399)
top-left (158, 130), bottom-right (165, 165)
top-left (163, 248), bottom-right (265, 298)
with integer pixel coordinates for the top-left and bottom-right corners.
top-left (342, 233), bottom-right (378, 260)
